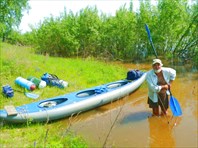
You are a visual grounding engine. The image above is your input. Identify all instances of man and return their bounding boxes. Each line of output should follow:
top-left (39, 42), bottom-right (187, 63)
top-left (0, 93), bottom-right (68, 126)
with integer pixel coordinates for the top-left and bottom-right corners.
top-left (146, 59), bottom-right (176, 116)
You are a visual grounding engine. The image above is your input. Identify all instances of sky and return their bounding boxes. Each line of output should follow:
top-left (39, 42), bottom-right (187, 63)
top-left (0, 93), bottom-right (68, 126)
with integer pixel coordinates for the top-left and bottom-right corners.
top-left (19, 0), bottom-right (196, 33)
top-left (19, 0), bottom-right (139, 33)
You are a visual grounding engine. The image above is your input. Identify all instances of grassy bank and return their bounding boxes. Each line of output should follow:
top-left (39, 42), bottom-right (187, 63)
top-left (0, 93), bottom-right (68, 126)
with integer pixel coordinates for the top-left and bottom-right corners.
top-left (0, 43), bottom-right (127, 147)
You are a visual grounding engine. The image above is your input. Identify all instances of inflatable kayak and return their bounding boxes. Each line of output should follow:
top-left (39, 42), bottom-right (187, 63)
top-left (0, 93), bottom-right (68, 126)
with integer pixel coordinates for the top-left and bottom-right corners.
top-left (0, 72), bottom-right (147, 123)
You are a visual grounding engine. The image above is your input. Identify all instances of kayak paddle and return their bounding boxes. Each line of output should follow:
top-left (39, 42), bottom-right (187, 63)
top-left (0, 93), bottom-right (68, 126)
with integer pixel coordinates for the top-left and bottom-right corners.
top-left (169, 90), bottom-right (182, 116)
top-left (145, 24), bottom-right (158, 58)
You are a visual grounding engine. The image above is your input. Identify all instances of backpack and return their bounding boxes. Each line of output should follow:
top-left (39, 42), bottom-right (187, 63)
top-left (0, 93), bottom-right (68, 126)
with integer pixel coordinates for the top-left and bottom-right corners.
top-left (126, 70), bottom-right (143, 80)
top-left (41, 73), bottom-right (65, 88)
top-left (2, 85), bottom-right (14, 98)
top-left (41, 73), bottom-right (58, 85)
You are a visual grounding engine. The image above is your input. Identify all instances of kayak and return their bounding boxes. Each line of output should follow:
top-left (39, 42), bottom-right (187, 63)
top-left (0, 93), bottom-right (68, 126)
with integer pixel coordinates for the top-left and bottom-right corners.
top-left (0, 72), bottom-right (147, 123)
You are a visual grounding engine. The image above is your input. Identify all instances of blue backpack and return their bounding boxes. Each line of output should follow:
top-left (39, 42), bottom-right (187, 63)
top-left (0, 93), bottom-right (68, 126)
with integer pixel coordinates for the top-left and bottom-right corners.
top-left (126, 70), bottom-right (143, 80)
top-left (41, 73), bottom-right (64, 88)
top-left (2, 85), bottom-right (14, 98)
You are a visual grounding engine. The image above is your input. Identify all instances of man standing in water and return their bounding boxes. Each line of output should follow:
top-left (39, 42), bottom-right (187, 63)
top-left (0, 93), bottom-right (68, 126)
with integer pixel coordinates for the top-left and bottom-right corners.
top-left (146, 59), bottom-right (176, 116)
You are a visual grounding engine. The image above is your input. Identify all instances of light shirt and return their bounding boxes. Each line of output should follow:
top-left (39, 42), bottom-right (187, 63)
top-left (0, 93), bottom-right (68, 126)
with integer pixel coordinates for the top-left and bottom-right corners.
top-left (146, 67), bottom-right (176, 103)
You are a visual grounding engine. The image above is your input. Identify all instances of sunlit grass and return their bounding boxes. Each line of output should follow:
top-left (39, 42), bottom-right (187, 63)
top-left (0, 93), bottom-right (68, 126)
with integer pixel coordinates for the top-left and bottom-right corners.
top-left (1, 43), bottom-right (126, 106)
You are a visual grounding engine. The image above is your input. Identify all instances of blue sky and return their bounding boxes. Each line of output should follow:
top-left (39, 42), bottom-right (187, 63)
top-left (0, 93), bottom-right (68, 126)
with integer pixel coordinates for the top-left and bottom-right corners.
top-left (19, 0), bottom-right (137, 33)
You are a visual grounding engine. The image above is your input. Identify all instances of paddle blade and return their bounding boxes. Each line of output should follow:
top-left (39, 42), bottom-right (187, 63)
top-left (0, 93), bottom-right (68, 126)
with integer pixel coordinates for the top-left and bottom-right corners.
top-left (170, 96), bottom-right (182, 116)
top-left (145, 24), bottom-right (152, 42)
top-left (145, 24), bottom-right (158, 58)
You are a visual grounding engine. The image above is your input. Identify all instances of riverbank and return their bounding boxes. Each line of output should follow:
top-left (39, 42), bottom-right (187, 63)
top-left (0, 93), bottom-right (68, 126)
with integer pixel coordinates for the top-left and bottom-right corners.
top-left (0, 43), bottom-right (128, 147)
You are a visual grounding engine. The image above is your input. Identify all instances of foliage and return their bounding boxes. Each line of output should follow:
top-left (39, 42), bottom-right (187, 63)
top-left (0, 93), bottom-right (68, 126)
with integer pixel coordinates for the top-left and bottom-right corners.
top-left (3, 0), bottom-right (197, 66)
top-left (101, 6), bottom-right (137, 60)
top-left (135, 0), bottom-right (157, 58)
top-left (173, 3), bottom-right (198, 65)
top-left (75, 6), bottom-right (102, 57)
top-left (156, 0), bottom-right (192, 54)
top-left (0, 0), bottom-right (30, 42)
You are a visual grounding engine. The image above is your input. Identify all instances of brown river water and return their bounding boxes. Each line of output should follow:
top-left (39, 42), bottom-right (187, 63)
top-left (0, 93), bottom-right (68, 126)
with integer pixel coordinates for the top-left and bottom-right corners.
top-left (62, 62), bottom-right (198, 147)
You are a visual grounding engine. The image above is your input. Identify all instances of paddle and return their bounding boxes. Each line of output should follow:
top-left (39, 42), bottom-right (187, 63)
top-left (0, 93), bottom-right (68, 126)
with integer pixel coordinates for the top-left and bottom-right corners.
top-left (145, 24), bottom-right (158, 58)
top-left (145, 24), bottom-right (182, 117)
top-left (169, 90), bottom-right (182, 116)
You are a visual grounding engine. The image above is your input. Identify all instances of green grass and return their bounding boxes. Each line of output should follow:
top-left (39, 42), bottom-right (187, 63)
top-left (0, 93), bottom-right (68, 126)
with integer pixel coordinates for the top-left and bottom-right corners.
top-left (0, 42), bottom-right (127, 147)
top-left (0, 43), bottom-right (126, 107)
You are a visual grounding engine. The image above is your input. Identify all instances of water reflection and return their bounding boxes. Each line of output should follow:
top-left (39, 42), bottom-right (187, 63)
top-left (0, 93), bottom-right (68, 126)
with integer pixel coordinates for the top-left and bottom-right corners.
top-left (120, 111), bottom-right (151, 124)
top-left (148, 116), bottom-right (175, 147)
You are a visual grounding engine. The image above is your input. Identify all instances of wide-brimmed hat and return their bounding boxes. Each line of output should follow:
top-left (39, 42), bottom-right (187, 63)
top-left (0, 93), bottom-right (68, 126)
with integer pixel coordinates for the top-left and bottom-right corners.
top-left (152, 59), bottom-right (163, 66)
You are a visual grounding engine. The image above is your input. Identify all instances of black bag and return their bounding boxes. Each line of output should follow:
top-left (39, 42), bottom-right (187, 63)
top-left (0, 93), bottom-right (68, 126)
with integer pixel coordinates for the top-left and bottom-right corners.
top-left (126, 70), bottom-right (143, 80)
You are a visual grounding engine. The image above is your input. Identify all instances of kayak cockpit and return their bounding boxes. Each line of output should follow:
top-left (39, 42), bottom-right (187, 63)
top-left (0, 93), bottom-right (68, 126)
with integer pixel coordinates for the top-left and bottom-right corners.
top-left (38, 98), bottom-right (68, 108)
top-left (76, 81), bottom-right (128, 98)
top-left (76, 90), bottom-right (96, 98)
top-left (106, 81), bottom-right (128, 89)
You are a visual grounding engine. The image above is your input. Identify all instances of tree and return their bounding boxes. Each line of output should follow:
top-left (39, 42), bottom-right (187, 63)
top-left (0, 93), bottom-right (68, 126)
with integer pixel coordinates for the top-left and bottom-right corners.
top-left (101, 6), bottom-right (137, 60)
top-left (156, 0), bottom-right (189, 54)
top-left (75, 6), bottom-right (102, 57)
top-left (0, 0), bottom-right (29, 41)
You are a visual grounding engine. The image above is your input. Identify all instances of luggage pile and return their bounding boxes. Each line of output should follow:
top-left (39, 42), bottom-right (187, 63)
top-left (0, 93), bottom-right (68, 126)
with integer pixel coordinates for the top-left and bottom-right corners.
top-left (2, 73), bottom-right (68, 99)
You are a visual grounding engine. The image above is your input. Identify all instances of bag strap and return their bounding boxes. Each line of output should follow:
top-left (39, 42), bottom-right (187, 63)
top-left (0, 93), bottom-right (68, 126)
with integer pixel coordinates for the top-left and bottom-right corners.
top-left (49, 73), bottom-right (59, 80)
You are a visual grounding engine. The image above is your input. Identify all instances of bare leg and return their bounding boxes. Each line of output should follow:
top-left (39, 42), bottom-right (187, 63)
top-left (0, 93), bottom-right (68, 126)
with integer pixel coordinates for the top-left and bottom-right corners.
top-left (158, 94), bottom-right (168, 116)
top-left (152, 107), bottom-right (160, 116)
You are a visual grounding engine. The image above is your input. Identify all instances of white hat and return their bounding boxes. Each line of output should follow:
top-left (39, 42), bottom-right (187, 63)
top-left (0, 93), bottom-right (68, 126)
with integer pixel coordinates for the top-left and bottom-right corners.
top-left (152, 59), bottom-right (163, 66)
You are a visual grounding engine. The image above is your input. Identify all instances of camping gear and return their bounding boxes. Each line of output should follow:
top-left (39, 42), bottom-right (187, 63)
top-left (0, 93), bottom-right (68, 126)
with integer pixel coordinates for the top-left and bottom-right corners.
top-left (41, 73), bottom-right (68, 88)
top-left (15, 77), bottom-right (36, 91)
top-left (127, 70), bottom-right (143, 80)
top-left (27, 76), bottom-right (46, 89)
top-left (0, 72), bottom-right (147, 123)
top-left (2, 85), bottom-right (14, 98)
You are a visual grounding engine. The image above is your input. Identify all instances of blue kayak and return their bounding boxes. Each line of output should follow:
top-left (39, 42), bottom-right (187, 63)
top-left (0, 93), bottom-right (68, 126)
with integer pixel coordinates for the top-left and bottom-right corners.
top-left (0, 73), bottom-right (147, 123)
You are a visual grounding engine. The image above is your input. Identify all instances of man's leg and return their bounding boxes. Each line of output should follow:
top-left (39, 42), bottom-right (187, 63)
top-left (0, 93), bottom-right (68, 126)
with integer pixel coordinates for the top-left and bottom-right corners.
top-left (159, 94), bottom-right (169, 116)
top-left (152, 106), bottom-right (159, 116)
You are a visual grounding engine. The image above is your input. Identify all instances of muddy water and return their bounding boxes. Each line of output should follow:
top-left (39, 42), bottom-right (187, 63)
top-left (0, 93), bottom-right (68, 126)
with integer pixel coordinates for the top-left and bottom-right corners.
top-left (68, 62), bottom-right (198, 147)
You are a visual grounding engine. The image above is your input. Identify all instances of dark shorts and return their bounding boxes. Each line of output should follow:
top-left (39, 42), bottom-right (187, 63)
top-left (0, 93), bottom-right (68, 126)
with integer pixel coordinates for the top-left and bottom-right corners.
top-left (148, 95), bottom-right (169, 110)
